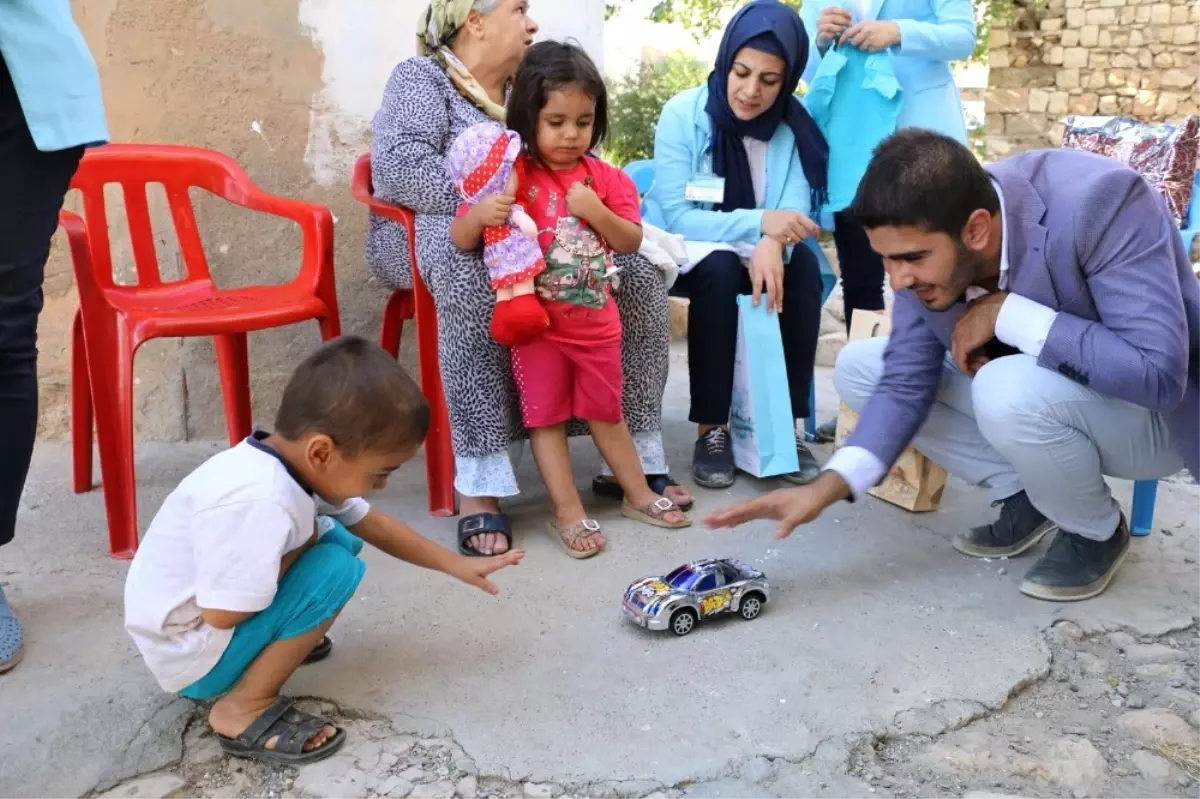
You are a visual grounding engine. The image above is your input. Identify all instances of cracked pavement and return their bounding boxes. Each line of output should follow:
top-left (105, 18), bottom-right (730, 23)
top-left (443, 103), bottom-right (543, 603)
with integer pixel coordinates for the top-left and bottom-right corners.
top-left (1, 357), bottom-right (1197, 798)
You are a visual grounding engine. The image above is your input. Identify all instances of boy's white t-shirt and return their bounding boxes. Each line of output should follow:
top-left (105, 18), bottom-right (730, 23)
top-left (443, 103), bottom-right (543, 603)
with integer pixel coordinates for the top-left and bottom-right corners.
top-left (123, 434), bottom-right (369, 693)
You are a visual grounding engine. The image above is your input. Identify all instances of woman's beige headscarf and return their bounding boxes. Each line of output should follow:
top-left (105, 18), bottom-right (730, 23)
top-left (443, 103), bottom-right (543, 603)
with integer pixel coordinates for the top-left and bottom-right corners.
top-left (418, 0), bottom-right (508, 122)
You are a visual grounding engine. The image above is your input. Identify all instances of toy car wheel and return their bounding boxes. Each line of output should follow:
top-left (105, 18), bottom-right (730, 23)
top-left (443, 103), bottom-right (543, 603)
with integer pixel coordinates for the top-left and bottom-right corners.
top-left (740, 593), bottom-right (764, 621)
top-left (670, 609), bottom-right (698, 636)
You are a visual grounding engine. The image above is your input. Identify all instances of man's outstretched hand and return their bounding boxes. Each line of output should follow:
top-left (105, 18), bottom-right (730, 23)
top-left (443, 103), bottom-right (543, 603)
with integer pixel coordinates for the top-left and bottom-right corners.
top-left (705, 472), bottom-right (851, 539)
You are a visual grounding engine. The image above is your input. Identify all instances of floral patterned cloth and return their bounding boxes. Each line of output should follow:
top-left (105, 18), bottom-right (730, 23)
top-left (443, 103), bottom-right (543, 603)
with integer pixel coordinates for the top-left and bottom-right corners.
top-left (1061, 115), bottom-right (1199, 228)
top-left (446, 121), bottom-right (545, 289)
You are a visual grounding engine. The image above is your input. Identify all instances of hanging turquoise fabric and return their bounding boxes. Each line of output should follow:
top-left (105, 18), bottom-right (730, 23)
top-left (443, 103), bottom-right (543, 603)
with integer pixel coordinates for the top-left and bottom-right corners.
top-left (804, 45), bottom-right (904, 213)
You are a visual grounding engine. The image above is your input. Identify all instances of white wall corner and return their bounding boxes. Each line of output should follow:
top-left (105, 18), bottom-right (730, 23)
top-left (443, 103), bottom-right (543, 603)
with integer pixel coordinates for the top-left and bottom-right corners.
top-left (299, 0), bottom-right (606, 185)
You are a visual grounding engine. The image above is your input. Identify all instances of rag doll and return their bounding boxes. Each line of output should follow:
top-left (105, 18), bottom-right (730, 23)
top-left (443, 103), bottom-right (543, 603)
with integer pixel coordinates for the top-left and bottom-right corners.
top-left (446, 121), bottom-right (548, 347)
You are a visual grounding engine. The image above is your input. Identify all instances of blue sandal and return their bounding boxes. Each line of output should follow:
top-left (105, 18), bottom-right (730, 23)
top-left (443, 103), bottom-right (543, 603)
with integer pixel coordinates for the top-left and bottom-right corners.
top-left (0, 586), bottom-right (24, 674)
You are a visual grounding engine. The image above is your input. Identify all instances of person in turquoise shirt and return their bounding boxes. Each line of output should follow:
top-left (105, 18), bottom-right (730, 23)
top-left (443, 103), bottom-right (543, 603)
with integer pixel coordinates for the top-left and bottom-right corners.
top-left (0, 0), bottom-right (108, 674)
top-left (644, 0), bottom-right (830, 491)
top-left (801, 0), bottom-right (975, 441)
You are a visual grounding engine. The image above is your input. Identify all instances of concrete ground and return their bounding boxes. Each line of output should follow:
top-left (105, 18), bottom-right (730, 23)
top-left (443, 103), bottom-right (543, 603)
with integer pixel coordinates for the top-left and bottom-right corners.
top-left (1, 349), bottom-right (1198, 799)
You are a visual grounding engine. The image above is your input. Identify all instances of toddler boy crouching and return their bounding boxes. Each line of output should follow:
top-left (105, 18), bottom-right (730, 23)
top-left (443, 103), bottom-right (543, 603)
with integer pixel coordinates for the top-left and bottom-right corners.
top-left (124, 336), bottom-right (523, 765)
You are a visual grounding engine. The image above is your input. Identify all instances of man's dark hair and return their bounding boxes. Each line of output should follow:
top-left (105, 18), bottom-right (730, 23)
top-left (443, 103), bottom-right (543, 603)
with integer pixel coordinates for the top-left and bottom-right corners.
top-left (508, 40), bottom-right (608, 163)
top-left (848, 129), bottom-right (1000, 235)
top-left (275, 336), bottom-right (429, 458)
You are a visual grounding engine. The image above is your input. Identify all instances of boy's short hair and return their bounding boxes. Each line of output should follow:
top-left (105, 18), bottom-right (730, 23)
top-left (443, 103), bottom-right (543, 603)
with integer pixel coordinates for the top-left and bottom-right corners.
top-left (848, 128), bottom-right (1000, 236)
top-left (275, 336), bottom-right (430, 458)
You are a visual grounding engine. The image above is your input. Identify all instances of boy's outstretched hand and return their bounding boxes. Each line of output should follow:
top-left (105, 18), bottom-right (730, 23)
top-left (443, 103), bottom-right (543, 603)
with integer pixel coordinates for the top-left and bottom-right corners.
top-left (447, 550), bottom-right (526, 595)
top-left (705, 472), bottom-right (851, 539)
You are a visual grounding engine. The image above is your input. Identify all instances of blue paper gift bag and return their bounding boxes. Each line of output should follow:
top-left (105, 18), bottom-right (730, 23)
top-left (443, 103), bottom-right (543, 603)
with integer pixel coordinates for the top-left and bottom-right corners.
top-left (729, 296), bottom-right (799, 478)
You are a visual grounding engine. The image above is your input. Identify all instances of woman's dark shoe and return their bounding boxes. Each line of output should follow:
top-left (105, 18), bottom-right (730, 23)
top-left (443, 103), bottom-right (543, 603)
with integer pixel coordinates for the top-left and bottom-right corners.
top-left (780, 439), bottom-right (822, 485)
top-left (812, 418), bottom-right (838, 444)
top-left (457, 513), bottom-right (513, 556)
top-left (1020, 516), bottom-right (1130, 602)
top-left (693, 428), bottom-right (736, 489)
top-left (954, 491), bottom-right (1058, 559)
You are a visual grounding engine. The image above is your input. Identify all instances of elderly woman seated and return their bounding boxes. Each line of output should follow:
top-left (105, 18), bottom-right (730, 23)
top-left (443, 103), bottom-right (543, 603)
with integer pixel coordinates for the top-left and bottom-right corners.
top-left (366, 0), bottom-right (692, 559)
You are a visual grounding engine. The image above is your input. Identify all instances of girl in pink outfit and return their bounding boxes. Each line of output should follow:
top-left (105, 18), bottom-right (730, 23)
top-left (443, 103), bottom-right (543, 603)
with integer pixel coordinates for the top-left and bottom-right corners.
top-left (452, 40), bottom-right (690, 559)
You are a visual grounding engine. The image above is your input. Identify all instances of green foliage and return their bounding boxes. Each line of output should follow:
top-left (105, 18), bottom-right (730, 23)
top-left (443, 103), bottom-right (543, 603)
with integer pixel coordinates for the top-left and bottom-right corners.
top-left (637, 0), bottom-right (802, 40)
top-left (605, 0), bottom-right (1014, 63)
top-left (967, 120), bottom-right (987, 161)
top-left (973, 0), bottom-right (1008, 60)
top-left (604, 51), bottom-right (710, 166)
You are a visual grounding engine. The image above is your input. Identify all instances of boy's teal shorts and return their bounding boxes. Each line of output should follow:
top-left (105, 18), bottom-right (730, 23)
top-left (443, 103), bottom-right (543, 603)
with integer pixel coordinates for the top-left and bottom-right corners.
top-left (179, 518), bottom-right (366, 701)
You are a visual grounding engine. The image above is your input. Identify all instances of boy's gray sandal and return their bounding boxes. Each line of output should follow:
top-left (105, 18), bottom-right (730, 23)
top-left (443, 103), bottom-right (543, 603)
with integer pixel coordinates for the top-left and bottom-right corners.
top-left (217, 697), bottom-right (346, 765)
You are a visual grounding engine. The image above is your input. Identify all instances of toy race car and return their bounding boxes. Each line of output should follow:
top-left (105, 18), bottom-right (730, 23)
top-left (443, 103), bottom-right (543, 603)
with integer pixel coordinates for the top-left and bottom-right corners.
top-left (622, 558), bottom-right (769, 636)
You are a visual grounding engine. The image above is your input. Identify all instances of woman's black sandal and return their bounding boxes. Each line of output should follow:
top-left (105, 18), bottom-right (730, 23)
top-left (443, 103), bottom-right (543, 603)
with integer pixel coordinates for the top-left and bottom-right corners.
top-left (216, 697), bottom-right (346, 765)
top-left (591, 474), bottom-right (694, 511)
top-left (457, 513), bottom-right (514, 556)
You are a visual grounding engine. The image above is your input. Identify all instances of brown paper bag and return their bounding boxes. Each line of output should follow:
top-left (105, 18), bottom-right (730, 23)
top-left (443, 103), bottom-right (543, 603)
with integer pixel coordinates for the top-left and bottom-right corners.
top-left (834, 310), bottom-right (947, 512)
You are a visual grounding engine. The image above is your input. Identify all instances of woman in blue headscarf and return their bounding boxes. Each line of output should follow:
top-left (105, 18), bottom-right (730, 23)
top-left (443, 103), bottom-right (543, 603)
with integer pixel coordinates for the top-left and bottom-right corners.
top-left (644, 0), bottom-right (829, 492)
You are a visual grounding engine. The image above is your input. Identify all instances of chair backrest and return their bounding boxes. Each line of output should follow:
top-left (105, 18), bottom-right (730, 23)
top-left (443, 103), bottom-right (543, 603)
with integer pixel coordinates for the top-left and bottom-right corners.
top-left (351, 153), bottom-right (374, 204)
top-left (351, 153), bottom-right (415, 228)
top-left (69, 144), bottom-right (259, 290)
top-left (623, 159), bottom-right (656, 196)
top-left (350, 153), bottom-right (432, 301)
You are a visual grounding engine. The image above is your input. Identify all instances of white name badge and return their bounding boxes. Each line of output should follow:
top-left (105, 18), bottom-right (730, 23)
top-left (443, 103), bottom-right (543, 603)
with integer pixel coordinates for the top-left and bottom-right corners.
top-left (685, 175), bottom-right (726, 204)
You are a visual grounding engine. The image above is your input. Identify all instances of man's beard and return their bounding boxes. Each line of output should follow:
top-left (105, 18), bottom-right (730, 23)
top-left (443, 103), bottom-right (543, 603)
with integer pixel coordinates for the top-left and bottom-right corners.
top-left (922, 241), bottom-right (986, 311)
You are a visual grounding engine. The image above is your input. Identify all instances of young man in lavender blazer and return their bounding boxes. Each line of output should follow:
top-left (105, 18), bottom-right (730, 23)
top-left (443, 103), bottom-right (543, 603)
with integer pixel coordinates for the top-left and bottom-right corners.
top-left (708, 129), bottom-right (1199, 602)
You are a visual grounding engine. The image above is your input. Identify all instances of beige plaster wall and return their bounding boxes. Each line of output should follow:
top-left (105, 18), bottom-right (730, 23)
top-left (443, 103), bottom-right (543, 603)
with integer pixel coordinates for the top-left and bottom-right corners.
top-left (41, 0), bottom-right (602, 443)
top-left (42, 0), bottom-right (372, 443)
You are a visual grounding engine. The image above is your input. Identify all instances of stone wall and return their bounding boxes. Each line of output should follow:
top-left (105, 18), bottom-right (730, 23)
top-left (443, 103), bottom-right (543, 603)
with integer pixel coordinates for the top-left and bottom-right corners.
top-left (984, 0), bottom-right (1199, 157)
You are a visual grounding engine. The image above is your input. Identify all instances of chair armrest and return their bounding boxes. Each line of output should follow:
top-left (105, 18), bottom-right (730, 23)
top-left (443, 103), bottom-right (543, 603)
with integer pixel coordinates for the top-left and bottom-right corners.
top-left (351, 179), bottom-right (417, 234)
top-left (58, 210), bottom-right (107, 300)
top-left (221, 184), bottom-right (335, 292)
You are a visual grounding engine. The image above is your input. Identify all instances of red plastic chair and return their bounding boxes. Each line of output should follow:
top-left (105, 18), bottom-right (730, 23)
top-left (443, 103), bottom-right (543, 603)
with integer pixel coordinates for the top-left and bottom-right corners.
top-left (379, 287), bottom-right (416, 359)
top-left (61, 144), bottom-right (341, 558)
top-left (350, 153), bottom-right (456, 518)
